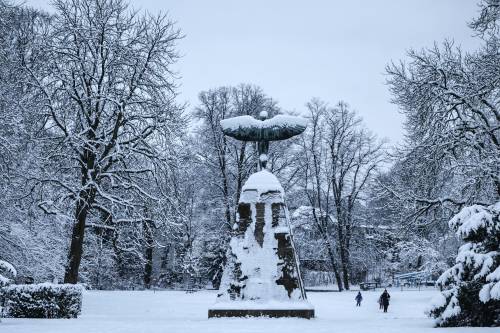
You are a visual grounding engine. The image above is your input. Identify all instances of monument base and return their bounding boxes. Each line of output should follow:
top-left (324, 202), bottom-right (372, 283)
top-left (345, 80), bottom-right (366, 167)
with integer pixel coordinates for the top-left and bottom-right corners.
top-left (208, 301), bottom-right (315, 319)
top-left (208, 308), bottom-right (314, 319)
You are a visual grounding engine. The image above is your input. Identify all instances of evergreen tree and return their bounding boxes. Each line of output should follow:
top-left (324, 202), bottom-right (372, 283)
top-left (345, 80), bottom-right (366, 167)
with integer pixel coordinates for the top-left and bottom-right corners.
top-left (428, 203), bottom-right (500, 326)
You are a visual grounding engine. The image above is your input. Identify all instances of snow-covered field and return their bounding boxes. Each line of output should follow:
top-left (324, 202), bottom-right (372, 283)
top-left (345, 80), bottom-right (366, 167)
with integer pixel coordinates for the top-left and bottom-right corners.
top-left (1, 289), bottom-right (495, 333)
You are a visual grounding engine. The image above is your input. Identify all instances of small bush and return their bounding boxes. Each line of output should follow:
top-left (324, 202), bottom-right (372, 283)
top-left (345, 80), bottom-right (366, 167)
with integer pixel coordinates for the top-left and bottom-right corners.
top-left (1, 283), bottom-right (83, 318)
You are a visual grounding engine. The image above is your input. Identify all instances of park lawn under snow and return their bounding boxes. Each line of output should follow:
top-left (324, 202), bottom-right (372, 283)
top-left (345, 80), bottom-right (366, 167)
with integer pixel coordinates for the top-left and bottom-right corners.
top-left (1, 289), bottom-right (496, 333)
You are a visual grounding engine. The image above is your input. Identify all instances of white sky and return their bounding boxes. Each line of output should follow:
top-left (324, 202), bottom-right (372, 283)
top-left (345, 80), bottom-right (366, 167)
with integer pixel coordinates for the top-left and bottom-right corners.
top-left (26, 0), bottom-right (481, 145)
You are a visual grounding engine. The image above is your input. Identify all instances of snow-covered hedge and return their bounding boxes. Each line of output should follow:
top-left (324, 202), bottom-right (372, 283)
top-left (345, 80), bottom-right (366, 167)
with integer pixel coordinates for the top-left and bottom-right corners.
top-left (427, 202), bottom-right (500, 327)
top-left (1, 283), bottom-right (83, 318)
top-left (0, 260), bottom-right (17, 288)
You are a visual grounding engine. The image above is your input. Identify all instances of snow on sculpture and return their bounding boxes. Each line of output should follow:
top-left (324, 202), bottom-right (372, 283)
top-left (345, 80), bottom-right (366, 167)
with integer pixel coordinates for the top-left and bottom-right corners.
top-left (220, 111), bottom-right (308, 170)
top-left (208, 112), bottom-right (314, 318)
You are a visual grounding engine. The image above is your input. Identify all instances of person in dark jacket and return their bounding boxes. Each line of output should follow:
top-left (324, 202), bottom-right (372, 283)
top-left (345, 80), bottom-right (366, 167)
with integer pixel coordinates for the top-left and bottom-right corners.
top-left (355, 291), bottom-right (363, 306)
top-left (380, 289), bottom-right (391, 312)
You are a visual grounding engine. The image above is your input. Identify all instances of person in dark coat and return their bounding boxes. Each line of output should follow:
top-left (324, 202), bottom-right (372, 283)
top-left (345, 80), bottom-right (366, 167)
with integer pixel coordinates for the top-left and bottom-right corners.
top-left (380, 289), bottom-right (391, 312)
top-left (355, 291), bottom-right (363, 306)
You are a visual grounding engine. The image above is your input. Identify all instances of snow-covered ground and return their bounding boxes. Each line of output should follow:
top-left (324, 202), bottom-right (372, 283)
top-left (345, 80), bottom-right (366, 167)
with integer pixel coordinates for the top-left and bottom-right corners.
top-left (1, 288), bottom-right (495, 333)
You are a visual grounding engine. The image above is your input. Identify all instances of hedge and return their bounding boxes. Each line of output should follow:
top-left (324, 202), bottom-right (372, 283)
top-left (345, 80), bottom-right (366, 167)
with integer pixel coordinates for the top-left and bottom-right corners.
top-left (1, 283), bottom-right (83, 318)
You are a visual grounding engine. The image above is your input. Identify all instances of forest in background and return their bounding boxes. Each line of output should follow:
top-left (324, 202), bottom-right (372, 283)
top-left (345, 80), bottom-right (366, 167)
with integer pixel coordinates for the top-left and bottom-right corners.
top-left (0, 0), bottom-right (498, 311)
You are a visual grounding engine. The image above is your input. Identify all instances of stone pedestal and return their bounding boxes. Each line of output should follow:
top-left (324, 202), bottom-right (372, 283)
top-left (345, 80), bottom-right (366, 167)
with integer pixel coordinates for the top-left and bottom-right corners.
top-left (208, 308), bottom-right (314, 319)
top-left (208, 170), bottom-right (314, 319)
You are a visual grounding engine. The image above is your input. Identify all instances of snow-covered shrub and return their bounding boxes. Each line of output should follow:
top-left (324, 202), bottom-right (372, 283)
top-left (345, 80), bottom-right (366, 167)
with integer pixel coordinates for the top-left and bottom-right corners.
top-left (2, 283), bottom-right (83, 318)
top-left (0, 259), bottom-right (17, 318)
top-left (428, 202), bottom-right (500, 327)
top-left (0, 260), bottom-right (16, 288)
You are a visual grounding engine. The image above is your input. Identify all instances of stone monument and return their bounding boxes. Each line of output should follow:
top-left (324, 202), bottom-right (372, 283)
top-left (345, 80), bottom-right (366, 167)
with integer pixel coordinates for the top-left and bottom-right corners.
top-left (208, 112), bottom-right (314, 319)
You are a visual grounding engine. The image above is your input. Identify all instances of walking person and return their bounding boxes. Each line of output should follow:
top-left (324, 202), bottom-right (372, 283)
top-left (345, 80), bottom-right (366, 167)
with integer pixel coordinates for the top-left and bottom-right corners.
top-left (355, 291), bottom-right (363, 307)
top-left (380, 289), bottom-right (391, 313)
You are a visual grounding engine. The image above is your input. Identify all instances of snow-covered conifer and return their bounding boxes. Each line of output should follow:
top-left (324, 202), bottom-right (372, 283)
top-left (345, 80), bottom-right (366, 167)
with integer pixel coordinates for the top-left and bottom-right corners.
top-left (428, 202), bottom-right (500, 326)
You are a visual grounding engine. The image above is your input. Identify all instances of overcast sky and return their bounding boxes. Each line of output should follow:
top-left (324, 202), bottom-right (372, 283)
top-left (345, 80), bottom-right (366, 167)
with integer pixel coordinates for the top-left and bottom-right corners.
top-left (27, 0), bottom-right (480, 144)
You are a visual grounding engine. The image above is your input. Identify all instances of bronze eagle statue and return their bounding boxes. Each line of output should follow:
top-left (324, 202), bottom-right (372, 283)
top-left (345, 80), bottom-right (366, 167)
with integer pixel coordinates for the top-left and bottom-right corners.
top-left (220, 111), bottom-right (307, 170)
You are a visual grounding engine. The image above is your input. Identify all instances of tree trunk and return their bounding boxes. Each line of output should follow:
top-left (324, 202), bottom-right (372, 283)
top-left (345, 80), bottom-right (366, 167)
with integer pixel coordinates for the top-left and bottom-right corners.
top-left (337, 211), bottom-right (352, 290)
top-left (143, 220), bottom-right (154, 289)
top-left (341, 212), bottom-right (354, 290)
top-left (112, 230), bottom-right (126, 279)
top-left (322, 234), bottom-right (343, 291)
top-left (64, 191), bottom-right (93, 284)
top-left (338, 229), bottom-right (350, 290)
top-left (340, 250), bottom-right (350, 290)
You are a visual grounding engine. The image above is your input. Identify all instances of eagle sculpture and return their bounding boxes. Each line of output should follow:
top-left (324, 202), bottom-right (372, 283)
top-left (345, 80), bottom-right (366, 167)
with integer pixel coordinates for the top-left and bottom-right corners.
top-left (220, 111), bottom-right (307, 169)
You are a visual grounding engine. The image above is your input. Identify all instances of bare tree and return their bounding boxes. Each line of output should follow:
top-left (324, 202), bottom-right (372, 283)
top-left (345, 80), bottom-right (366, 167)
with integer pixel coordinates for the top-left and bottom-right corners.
top-left (0, 1), bottom-right (70, 282)
top-left (386, 22), bottom-right (499, 214)
top-left (23, 0), bottom-right (183, 283)
top-left (298, 99), bottom-right (344, 290)
top-left (298, 99), bottom-right (383, 290)
top-left (326, 102), bottom-right (384, 289)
